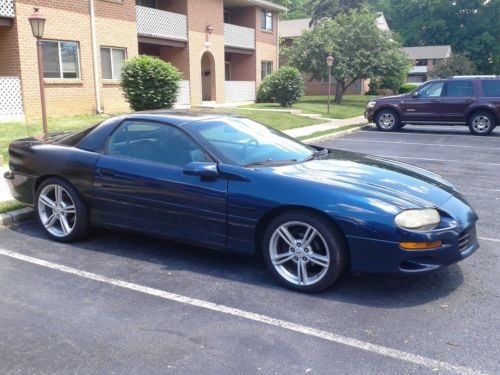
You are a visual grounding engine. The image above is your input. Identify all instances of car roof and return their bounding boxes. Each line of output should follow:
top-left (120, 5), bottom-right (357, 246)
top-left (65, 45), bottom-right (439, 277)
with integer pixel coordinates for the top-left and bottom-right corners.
top-left (127, 110), bottom-right (238, 127)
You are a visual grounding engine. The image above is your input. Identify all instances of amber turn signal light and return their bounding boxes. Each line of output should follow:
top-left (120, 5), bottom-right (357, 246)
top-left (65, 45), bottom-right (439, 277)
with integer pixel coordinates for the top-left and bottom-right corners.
top-left (400, 241), bottom-right (442, 250)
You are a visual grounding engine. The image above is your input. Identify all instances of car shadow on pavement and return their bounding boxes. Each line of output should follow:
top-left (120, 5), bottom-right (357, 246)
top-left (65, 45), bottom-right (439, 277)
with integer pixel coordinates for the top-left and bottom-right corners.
top-left (7, 222), bottom-right (464, 308)
top-left (363, 124), bottom-right (500, 137)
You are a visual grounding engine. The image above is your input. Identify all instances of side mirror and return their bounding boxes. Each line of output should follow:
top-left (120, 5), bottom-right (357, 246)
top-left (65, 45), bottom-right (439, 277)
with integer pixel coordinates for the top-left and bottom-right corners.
top-left (411, 92), bottom-right (420, 98)
top-left (183, 162), bottom-right (220, 178)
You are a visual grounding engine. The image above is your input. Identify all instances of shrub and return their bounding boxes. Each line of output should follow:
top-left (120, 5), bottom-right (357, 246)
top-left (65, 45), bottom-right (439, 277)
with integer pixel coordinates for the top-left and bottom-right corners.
top-left (256, 75), bottom-right (275, 103)
top-left (121, 55), bottom-right (182, 111)
top-left (256, 67), bottom-right (304, 107)
top-left (399, 83), bottom-right (418, 94)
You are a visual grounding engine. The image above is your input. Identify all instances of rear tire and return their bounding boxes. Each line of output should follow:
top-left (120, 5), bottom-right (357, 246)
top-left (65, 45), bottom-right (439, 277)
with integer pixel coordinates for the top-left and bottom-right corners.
top-left (36, 178), bottom-right (89, 242)
top-left (468, 111), bottom-right (496, 136)
top-left (375, 109), bottom-right (401, 132)
top-left (262, 211), bottom-right (348, 293)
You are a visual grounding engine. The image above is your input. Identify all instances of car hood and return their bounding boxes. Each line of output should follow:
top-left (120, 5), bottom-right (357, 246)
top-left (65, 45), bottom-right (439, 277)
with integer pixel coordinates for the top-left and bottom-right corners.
top-left (266, 149), bottom-right (455, 208)
top-left (375, 93), bottom-right (408, 101)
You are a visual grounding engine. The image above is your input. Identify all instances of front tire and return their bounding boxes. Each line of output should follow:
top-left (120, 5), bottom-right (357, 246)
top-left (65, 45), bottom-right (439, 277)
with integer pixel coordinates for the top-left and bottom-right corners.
top-left (262, 211), bottom-right (348, 292)
top-left (375, 109), bottom-right (401, 132)
top-left (36, 178), bottom-right (89, 242)
top-left (468, 111), bottom-right (496, 136)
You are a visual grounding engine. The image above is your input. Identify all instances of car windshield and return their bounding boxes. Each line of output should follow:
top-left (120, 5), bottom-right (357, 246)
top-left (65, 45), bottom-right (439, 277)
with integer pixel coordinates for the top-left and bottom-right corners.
top-left (187, 117), bottom-right (316, 167)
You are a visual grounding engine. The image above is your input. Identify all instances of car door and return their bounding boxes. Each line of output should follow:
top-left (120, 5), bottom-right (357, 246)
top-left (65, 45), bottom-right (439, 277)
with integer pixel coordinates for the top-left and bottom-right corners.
top-left (92, 120), bottom-right (228, 248)
top-left (400, 81), bottom-right (444, 123)
top-left (439, 80), bottom-right (476, 123)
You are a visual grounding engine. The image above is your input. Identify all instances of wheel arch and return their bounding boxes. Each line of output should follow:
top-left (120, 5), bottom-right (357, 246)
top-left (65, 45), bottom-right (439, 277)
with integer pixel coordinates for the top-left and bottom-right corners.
top-left (374, 106), bottom-right (401, 122)
top-left (466, 107), bottom-right (498, 126)
top-left (254, 205), bottom-right (351, 263)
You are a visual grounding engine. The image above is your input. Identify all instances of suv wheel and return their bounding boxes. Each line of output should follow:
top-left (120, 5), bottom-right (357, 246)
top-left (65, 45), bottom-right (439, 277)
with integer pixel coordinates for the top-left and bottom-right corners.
top-left (468, 111), bottom-right (496, 136)
top-left (375, 109), bottom-right (401, 132)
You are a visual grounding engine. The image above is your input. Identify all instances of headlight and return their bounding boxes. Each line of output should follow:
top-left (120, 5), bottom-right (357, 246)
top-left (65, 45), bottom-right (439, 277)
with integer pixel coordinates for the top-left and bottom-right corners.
top-left (366, 101), bottom-right (376, 108)
top-left (394, 208), bottom-right (440, 230)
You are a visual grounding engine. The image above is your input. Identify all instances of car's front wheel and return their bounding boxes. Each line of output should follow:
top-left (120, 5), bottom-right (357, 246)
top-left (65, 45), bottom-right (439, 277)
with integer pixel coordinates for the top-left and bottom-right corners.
top-left (36, 178), bottom-right (89, 242)
top-left (468, 111), bottom-right (496, 136)
top-left (262, 211), bottom-right (348, 292)
top-left (374, 109), bottom-right (401, 132)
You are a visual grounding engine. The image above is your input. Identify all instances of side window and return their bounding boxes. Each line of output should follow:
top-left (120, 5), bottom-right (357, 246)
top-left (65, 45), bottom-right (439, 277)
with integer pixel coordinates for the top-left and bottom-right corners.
top-left (444, 81), bottom-right (474, 97)
top-left (417, 82), bottom-right (444, 97)
top-left (481, 80), bottom-right (500, 97)
top-left (107, 121), bottom-right (210, 167)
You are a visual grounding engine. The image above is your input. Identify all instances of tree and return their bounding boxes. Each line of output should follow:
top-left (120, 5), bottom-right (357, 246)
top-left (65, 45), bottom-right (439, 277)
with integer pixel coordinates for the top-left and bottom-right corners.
top-left (274, 0), bottom-right (309, 20)
top-left (429, 53), bottom-right (477, 78)
top-left (284, 8), bottom-right (412, 104)
top-left (369, 0), bottom-right (500, 74)
top-left (121, 55), bottom-right (181, 111)
top-left (307, 0), bottom-right (366, 24)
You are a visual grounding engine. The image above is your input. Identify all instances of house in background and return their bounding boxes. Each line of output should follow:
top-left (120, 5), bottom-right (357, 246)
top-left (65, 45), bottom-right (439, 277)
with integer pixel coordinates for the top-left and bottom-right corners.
top-left (0, 0), bottom-right (285, 122)
top-left (279, 13), bottom-right (390, 96)
top-left (402, 45), bottom-right (452, 83)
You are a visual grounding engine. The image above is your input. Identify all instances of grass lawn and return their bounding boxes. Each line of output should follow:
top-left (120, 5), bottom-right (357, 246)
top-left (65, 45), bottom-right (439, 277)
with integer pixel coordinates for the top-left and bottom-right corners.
top-left (0, 200), bottom-right (25, 214)
top-left (0, 113), bottom-right (113, 162)
top-left (0, 110), bottom-right (322, 162)
top-left (244, 95), bottom-right (376, 119)
top-left (297, 124), bottom-right (365, 141)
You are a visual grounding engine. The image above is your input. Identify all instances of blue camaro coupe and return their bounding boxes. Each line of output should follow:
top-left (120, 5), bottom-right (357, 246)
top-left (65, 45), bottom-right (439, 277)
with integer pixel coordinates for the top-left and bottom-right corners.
top-left (5, 111), bottom-right (479, 292)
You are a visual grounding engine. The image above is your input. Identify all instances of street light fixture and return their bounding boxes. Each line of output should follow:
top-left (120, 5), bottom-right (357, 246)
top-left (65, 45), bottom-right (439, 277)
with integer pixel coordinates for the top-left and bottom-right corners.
top-left (28, 7), bottom-right (48, 135)
top-left (326, 55), bottom-right (334, 114)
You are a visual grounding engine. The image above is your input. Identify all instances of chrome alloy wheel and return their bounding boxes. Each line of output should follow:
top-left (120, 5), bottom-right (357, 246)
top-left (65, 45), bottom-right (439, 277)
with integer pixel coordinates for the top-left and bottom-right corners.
top-left (472, 115), bottom-right (491, 133)
top-left (379, 113), bottom-right (395, 129)
top-left (37, 184), bottom-right (77, 237)
top-left (269, 221), bottom-right (330, 286)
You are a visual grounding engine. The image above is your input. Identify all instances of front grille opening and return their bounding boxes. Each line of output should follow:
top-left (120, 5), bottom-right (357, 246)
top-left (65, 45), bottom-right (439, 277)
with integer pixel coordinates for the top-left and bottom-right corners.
top-left (459, 226), bottom-right (477, 252)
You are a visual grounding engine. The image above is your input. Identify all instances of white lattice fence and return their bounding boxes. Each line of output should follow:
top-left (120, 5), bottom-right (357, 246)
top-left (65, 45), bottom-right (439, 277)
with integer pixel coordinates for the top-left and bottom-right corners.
top-left (176, 80), bottom-right (190, 105)
top-left (136, 6), bottom-right (187, 42)
top-left (224, 81), bottom-right (256, 103)
top-left (0, 77), bottom-right (24, 122)
top-left (224, 23), bottom-right (255, 50)
top-left (0, 0), bottom-right (14, 18)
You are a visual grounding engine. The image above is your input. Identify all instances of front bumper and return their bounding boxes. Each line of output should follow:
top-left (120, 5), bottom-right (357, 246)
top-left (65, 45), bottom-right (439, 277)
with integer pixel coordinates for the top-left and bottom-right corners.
top-left (364, 107), bottom-right (375, 122)
top-left (347, 195), bottom-right (479, 275)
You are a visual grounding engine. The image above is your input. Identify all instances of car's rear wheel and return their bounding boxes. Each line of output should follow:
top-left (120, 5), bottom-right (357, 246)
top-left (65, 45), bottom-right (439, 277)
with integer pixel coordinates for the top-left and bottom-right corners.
top-left (36, 178), bottom-right (89, 242)
top-left (262, 211), bottom-right (348, 292)
top-left (375, 109), bottom-right (401, 132)
top-left (468, 111), bottom-right (496, 136)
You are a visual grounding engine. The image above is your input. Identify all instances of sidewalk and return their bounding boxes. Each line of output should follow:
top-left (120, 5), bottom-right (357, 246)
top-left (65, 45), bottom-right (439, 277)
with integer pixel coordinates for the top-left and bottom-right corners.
top-left (284, 115), bottom-right (366, 138)
top-left (0, 166), bottom-right (13, 203)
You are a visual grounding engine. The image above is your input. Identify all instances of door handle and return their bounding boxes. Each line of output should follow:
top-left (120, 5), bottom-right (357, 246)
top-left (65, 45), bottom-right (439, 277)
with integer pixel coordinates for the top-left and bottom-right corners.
top-left (466, 99), bottom-right (476, 103)
top-left (96, 168), bottom-right (116, 177)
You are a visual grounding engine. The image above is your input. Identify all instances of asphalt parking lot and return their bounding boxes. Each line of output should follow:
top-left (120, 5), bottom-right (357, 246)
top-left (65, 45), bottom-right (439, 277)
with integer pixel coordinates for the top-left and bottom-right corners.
top-left (0, 124), bottom-right (499, 374)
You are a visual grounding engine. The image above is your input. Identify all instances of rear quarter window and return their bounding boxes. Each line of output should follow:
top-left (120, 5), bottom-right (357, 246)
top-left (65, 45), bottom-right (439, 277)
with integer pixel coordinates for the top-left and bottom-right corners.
top-left (481, 80), bottom-right (500, 97)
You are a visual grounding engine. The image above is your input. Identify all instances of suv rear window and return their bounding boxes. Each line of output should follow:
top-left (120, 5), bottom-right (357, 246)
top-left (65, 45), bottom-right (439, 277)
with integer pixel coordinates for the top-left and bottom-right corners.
top-left (481, 80), bottom-right (500, 97)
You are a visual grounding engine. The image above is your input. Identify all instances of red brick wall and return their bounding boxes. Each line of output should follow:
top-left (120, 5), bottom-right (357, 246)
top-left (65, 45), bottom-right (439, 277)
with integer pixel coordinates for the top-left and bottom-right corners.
top-left (160, 46), bottom-right (190, 80)
top-left (187, 0), bottom-right (224, 35)
top-left (157, 0), bottom-right (188, 14)
top-left (228, 53), bottom-right (255, 81)
top-left (0, 25), bottom-right (21, 76)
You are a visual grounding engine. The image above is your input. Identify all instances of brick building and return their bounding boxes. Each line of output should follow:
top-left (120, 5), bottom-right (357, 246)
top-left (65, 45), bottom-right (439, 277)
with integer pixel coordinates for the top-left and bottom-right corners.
top-left (0, 0), bottom-right (285, 121)
top-left (402, 45), bottom-right (452, 83)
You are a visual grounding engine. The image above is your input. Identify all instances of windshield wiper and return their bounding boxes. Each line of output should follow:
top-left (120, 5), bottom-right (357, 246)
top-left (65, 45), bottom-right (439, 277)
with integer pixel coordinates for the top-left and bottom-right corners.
top-left (241, 159), bottom-right (298, 168)
top-left (302, 147), bottom-right (329, 162)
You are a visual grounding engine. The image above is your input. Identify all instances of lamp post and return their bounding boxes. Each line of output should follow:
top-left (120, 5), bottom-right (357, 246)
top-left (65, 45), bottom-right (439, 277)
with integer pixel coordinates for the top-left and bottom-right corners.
top-left (326, 55), bottom-right (334, 114)
top-left (28, 7), bottom-right (48, 135)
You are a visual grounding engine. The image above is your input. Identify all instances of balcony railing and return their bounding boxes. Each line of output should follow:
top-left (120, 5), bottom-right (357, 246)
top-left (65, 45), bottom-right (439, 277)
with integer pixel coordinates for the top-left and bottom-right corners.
top-left (0, 77), bottom-right (24, 122)
top-left (224, 23), bottom-right (255, 51)
top-left (224, 81), bottom-right (256, 103)
top-left (136, 5), bottom-right (187, 42)
top-left (0, 0), bottom-right (15, 18)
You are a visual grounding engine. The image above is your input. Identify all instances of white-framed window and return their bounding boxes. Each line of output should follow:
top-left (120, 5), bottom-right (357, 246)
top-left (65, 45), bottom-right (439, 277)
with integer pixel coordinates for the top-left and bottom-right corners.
top-left (225, 62), bottom-right (231, 80)
top-left (41, 40), bottom-right (80, 79)
top-left (261, 61), bottom-right (273, 80)
top-left (101, 47), bottom-right (126, 80)
top-left (260, 10), bottom-right (272, 31)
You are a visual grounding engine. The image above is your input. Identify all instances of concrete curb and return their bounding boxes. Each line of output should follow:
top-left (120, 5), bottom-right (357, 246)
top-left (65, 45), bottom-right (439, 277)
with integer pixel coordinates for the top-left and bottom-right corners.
top-left (0, 207), bottom-right (34, 226)
top-left (303, 124), bottom-right (372, 144)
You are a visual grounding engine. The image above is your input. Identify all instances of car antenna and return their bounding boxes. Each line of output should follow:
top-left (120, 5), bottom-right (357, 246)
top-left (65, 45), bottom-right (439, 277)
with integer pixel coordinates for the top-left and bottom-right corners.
top-left (24, 118), bottom-right (32, 146)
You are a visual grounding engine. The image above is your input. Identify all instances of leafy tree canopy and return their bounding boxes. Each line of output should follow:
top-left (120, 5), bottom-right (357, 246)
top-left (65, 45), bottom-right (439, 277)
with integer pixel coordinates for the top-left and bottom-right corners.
top-left (369, 0), bottom-right (500, 74)
top-left (429, 53), bottom-right (477, 78)
top-left (284, 8), bottom-right (412, 103)
top-left (307, 0), bottom-right (366, 24)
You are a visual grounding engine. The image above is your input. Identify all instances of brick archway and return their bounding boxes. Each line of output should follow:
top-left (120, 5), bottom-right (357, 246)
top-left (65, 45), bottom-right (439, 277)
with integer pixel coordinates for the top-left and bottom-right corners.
top-left (201, 51), bottom-right (216, 102)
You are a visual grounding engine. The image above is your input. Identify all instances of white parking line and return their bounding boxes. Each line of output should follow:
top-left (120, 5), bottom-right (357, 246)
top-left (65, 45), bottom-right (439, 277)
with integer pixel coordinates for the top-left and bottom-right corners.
top-left (0, 248), bottom-right (486, 375)
top-left (479, 237), bottom-right (500, 243)
top-left (376, 155), bottom-right (500, 166)
top-left (336, 138), bottom-right (500, 151)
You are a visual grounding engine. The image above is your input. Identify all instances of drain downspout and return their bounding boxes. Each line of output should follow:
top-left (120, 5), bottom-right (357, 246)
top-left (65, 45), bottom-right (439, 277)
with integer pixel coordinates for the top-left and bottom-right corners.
top-left (89, 0), bottom-right (103, 114)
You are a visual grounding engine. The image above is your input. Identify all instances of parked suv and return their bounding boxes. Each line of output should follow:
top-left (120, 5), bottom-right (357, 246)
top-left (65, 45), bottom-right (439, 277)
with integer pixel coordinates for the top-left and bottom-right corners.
top-left (365, 76), bottom-right (500, 135)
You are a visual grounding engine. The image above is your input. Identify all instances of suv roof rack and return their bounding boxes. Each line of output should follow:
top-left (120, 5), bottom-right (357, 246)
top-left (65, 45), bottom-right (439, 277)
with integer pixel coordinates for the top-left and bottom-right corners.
top-left (449, 75), bottom-right (498, 79)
